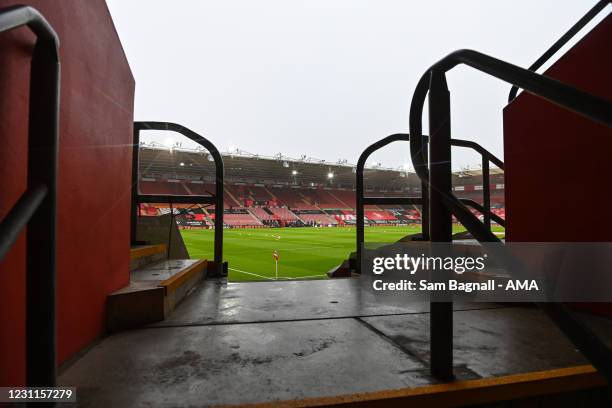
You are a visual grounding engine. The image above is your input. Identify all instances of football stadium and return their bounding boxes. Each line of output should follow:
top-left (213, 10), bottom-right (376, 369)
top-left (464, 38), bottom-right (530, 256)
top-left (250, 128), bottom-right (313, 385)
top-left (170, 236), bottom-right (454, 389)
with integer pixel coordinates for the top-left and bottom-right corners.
top-left (136, 147), bottom-right (505, 281)
top-left (0, 1), bottom-right (611, 407)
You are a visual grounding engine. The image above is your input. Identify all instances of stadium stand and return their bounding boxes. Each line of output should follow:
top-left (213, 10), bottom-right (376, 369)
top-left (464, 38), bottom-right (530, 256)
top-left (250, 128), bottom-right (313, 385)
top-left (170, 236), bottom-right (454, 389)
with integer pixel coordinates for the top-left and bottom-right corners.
top-left (223, 209), bottom-right (263, 227)
top-left (365, 210), bottom-right (398, 223)
top-left (269, 187), bottom-right (308, 208)
top-left (304, 189), bottom-right (350, 209)
top-left (140, 179), bottom-right (190, 195)
top-left (296, 213), bottom-right (338, 226)
top-left (292, 203), bottom-right (320, 211)
top-left (269, 207), bottom-right (299, 221)
top-left (224, 214), bottom-right (262, 227)
top-left (248, 185), bottom-right (275, 203)
top-left (136, 148), bottom-right (505, 227)
top-left (330, 189), bottom-right (356, 208)
top-left (248, 207), bottom-right (275, 221)
top-left (185, 181), bottom-right (215, 196)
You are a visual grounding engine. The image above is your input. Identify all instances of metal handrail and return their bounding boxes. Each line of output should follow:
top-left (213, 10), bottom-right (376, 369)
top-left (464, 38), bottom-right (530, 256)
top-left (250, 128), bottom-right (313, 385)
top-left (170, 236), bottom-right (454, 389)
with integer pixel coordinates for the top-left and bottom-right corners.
top-left (451, 138), bottom-right (504, 229)
top-left (0, 5), bottom-right (60, 387)
top-left (355, 134), bottom-right (428, 273)
top-left (131, 122), bottom-right (225, 276)
top-left (409, 49), bottom-right (612, 381)
top-left (450, 138), bottom-right (504, 170)
top-left (508, 0), bottom-right (611, 102)
top-left (355, 134), bottom-right (505, 265)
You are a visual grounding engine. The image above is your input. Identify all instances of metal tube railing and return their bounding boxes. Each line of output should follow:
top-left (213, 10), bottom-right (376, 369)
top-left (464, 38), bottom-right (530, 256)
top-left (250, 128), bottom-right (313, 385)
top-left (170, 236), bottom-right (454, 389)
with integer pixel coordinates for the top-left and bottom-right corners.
top-left (0, 5), bottom-right (60, 388)
top-left (355, 134), bottom-right (505, 267)
top-left (355, 134), bottom-right (428, 273)
top-left (508, 0), bottom-right (611, 102)
top-left (0, 184), bottom-right (48, 260)
top-left (409, 49), bottom-right (612, 381)
top-left (131, 122), bottom-right (225, 276)
top-left (450, 138), bottom-right (504, 229)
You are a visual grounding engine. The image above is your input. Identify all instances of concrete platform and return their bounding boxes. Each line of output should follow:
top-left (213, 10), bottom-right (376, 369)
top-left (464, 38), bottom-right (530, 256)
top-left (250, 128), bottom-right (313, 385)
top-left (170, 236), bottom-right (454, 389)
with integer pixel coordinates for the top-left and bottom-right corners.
top-left (153, 278), bottom-right (503, 327)
top-left (61, 278), bottom-right (612, 407)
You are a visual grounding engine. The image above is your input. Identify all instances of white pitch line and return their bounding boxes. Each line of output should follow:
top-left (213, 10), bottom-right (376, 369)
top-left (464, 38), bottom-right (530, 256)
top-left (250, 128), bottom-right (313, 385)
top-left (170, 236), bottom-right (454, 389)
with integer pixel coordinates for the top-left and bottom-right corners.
top-left (294, 274), bottom-right (328, 279)
top-left (228, 267), bottom-right (327, 281)
top-left (228, 268), bottom-right (274, 280)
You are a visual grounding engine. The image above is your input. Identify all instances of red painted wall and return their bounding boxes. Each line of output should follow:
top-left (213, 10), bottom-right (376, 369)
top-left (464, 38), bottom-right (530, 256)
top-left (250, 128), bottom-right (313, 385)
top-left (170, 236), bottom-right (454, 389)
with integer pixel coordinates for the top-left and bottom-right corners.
top-left (0, 1), bottom-right (134, 385)
top-left (503, 15), bottom-right (612, 242)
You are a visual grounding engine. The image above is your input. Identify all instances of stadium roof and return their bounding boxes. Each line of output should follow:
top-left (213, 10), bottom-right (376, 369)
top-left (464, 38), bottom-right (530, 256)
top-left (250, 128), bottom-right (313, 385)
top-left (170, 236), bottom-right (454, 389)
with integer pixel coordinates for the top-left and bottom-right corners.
top-left (138, 146), bottom-right (503, 190)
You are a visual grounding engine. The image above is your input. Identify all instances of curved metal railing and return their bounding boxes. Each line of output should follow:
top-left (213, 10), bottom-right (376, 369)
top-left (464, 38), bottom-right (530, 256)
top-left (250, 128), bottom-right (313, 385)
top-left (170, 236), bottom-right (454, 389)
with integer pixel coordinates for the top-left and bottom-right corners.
top-left (408, 49), bottom-right (612, 380)
top-left (356, 134), bottom-right (428, 272)
top-left (449, 138), bottom-right (504, 229)
top-left (0, 5), bottom-right (60, 387)
top-left (355, 134), bottom-right (505, 270)
top-left (131, 122), bottom-right (225, 276)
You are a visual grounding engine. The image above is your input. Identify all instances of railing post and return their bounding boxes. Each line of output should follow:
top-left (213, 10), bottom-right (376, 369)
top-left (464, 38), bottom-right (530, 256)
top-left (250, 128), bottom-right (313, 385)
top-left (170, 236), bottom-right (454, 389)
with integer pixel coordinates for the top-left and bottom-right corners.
top-left (214, 163), bottom-right (224, 276)
top-left (421, 180), bottom-right (430, 240)
top-left (356, 162), bottom-right (365, 273)
top-left (130, 125), bottom-right (141, 245)
top-left (428, 70), bottom-right (454, 381)
top-left (482, 157), bottom-right (491, 230)
top-left (26, 37), bottom-right (60, 387)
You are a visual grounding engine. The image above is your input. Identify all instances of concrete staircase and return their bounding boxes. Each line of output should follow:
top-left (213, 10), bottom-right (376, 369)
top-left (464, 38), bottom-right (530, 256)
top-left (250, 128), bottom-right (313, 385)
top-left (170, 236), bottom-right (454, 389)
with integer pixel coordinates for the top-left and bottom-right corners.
top-left (106, 244), bottom-right (207, 332)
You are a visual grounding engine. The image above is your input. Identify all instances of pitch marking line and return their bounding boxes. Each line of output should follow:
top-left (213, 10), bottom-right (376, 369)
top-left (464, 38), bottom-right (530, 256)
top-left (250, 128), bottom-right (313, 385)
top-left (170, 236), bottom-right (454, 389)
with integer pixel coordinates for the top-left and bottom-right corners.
top-left (228, 268), bottom-right (274, 280)
top-left (228, 268), bottom-right (327, 281)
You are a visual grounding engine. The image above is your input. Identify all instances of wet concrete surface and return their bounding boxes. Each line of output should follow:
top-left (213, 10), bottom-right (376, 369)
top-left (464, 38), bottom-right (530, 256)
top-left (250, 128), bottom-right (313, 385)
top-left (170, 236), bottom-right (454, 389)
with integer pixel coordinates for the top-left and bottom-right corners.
top-left (60, 319), bottom-right (431, 407)
top-left (362, 307), bottom-right (612, 377)
top-left (58, 279), bottom-right (612, 407)
top-left (152, 278), bottom-right (503, 326)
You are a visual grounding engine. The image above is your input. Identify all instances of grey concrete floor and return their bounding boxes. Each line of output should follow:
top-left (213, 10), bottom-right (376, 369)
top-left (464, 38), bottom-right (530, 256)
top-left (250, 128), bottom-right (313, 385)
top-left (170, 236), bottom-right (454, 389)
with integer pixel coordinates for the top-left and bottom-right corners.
top-left (152, 278), bottom-right (502, 326)
top-left (59, 278), bottom-right (612, 407)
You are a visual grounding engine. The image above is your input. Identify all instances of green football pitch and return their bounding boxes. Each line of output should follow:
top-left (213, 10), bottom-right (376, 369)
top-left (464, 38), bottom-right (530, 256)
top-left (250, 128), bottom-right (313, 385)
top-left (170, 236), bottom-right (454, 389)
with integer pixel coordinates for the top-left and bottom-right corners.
top-left (181, 225), bottom-right (504, 282)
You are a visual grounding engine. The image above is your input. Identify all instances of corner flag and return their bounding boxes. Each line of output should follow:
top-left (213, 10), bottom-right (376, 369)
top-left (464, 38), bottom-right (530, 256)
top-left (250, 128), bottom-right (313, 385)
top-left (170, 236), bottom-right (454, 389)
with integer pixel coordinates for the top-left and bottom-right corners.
top-left (273, 250), bottom-right (279, 279)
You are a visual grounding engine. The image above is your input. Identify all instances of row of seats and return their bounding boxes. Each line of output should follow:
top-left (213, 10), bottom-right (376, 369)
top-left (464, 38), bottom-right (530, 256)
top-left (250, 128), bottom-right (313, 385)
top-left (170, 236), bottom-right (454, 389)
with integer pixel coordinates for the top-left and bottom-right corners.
top-left (140, 180), bottom-right (505, 210)
top-left (139, 180), bottom-right (504, 227)
top-left (147, 204), bottom-right (506, 227)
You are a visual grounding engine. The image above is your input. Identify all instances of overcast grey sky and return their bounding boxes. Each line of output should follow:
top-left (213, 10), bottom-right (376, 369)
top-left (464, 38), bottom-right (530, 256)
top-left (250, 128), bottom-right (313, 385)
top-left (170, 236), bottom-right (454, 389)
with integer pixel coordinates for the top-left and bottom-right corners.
top-left (106, 0), bottom-right (608, 170)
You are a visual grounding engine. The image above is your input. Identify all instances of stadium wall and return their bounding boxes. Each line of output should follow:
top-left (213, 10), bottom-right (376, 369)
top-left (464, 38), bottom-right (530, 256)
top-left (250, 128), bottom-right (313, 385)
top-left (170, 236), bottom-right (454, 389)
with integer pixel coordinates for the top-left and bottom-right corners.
top-left (0, 0), bottom-right (134, 385)
top-left (503, 15), bottom-right (611, 242)
top-left (503, 15), bottom-right (611, 315)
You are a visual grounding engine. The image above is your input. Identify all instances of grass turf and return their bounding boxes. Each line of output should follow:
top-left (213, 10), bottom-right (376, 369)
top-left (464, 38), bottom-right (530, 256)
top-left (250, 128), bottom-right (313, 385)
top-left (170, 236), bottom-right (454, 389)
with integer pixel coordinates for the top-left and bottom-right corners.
top-left (180, 225), bottom-right (504, 282)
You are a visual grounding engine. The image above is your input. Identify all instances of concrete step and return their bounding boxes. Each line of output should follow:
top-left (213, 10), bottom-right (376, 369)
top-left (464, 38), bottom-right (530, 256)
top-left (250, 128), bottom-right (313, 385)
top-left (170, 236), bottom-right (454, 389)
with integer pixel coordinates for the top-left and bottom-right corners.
top-left (129, 244), bottom-right (167, 272)
top-left (107, 259), bottom-right (207, 332)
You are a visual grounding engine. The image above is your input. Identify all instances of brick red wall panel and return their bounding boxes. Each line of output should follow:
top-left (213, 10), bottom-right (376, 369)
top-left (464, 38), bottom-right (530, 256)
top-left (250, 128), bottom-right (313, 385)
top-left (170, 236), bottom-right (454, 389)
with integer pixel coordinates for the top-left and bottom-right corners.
top-left (0, 0), bottom-right (134, 385)
top-left (503, 15), bottom-right (612, 242)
